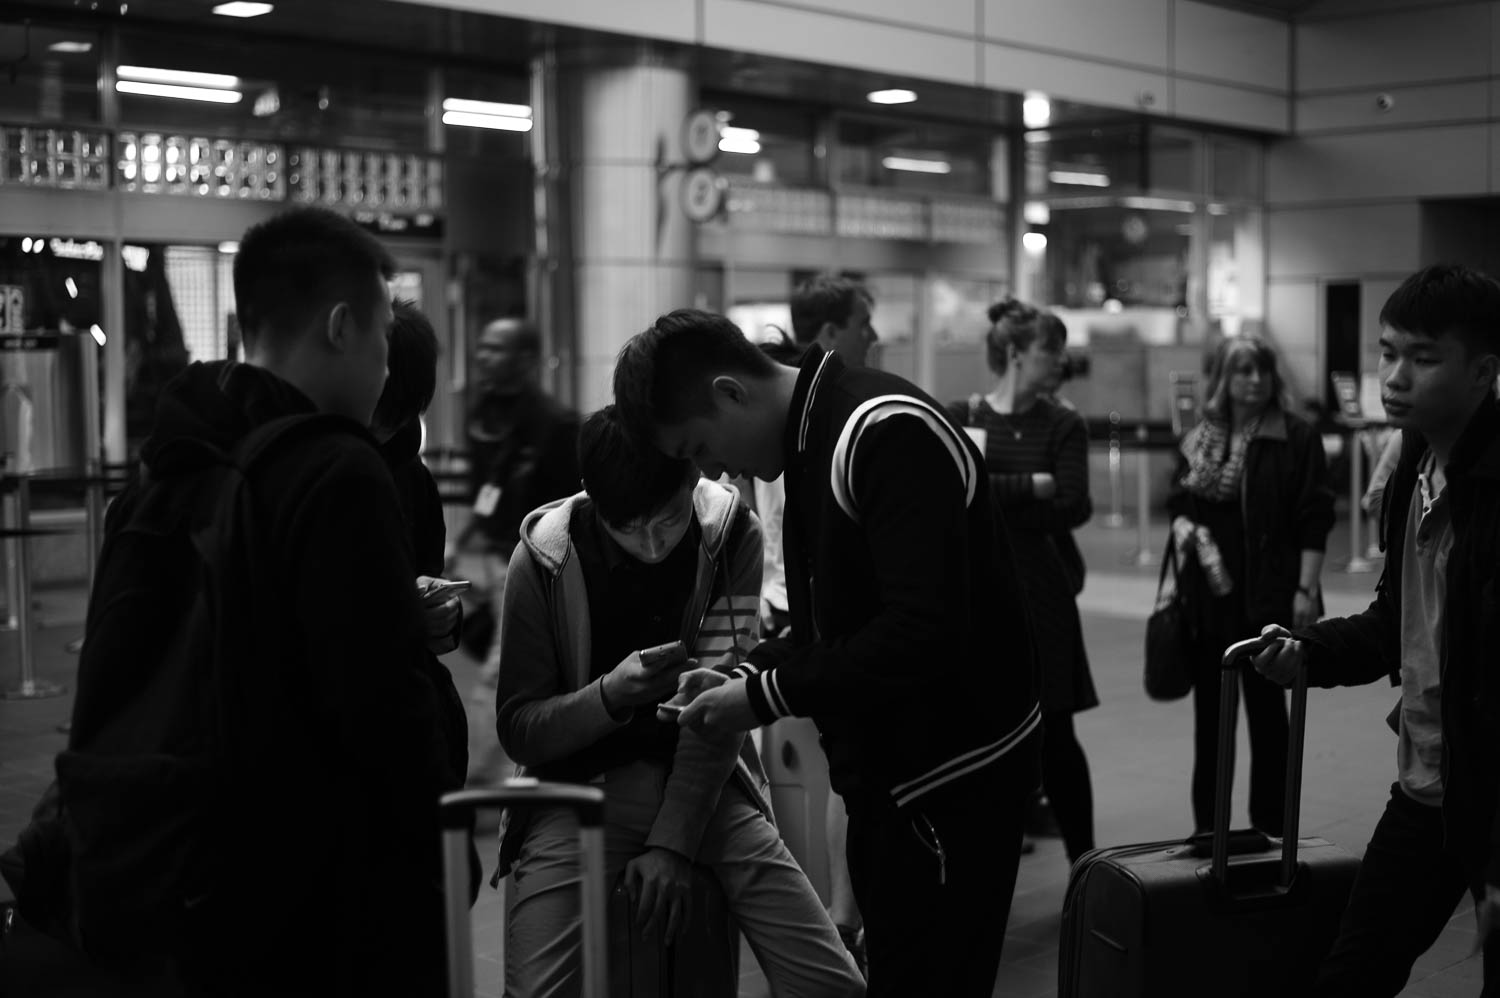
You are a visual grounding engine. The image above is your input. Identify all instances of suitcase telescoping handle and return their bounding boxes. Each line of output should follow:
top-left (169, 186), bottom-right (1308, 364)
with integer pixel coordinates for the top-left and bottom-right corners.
top-left (440, 783), bottom-right (607, 998)
top-left (1210, 635), bottom-right (1309, 890)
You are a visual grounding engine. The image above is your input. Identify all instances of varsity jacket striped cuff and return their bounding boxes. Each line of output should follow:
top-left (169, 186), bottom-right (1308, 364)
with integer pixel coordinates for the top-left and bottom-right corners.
top-left (743, 666), bottom-right (792, 725)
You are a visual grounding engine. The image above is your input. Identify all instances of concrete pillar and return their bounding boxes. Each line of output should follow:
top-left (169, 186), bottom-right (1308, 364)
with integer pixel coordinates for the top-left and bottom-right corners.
top-left (533, 44), bottom-right (696, 413)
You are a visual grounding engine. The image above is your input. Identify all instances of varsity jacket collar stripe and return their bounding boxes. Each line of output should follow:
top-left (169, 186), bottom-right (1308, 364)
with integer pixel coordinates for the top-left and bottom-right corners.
top-left (795, 349), bottom-right (837, 456)
top-left (830, 395), bottom-right (979, 524)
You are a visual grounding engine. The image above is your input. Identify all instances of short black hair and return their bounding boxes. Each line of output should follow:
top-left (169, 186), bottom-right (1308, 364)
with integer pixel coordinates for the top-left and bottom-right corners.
top-left (790, 274), bottom-right (870, 344)
top-left (481, 317), bottom-right (540, 355)
top-left (579, 405), bottom-right (696, 528)
top-left (1380, 264), bottom-right (1500, 358)
top-left (985, 298), bottom-right (1065, 376)
top-left (373, 298), bottom-right (438, 432)
top-left (613, 308), bottom-right (776, 438)
top-left (234, 206), bottom-right (395, 350)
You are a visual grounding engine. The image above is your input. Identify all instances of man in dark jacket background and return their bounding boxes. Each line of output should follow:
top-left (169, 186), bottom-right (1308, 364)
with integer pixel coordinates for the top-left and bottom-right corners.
top-left (452, 316), bottom-right (579, 786)
top-left (1255, 264), bottom-right (1500, 996)
top-left (614, 308), bottom-right (1041, 997)
top-left (139, 207), bottom-right (459, 994)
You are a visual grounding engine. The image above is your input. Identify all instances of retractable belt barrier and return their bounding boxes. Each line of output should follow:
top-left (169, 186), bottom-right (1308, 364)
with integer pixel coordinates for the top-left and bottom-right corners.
top-left (0, 463), bottom-right (129, 701)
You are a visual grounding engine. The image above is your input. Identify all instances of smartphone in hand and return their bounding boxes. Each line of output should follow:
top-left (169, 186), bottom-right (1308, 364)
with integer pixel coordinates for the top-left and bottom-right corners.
top-left (639, 640), bottom-right (687, 670)
top-left (421, 578), bottom-right (472, 603)
top-left (656, 702), bottom-right (685, 720)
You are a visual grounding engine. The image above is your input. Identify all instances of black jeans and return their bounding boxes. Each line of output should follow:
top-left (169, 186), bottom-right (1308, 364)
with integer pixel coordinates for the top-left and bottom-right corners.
top-left (845, 732), bottom-right (1040, 998)
top-left (1317, 783), bottom-right (1498, 997)
top-left (1191, 658), bottom-right (1289, 834)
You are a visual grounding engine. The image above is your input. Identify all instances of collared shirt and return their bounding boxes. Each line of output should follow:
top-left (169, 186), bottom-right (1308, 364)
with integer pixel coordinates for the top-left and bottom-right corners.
top-left (1397, 451), bottom-right (1453, 806)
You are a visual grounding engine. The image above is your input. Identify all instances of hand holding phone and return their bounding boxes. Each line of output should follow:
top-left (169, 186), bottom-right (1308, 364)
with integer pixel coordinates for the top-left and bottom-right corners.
top-left (420, 578), bottom-right (472, 604)
top-left (638, 640), bottom-right (687, 671)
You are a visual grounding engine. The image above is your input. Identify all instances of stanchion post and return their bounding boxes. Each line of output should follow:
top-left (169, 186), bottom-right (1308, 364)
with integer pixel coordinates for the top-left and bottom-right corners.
top-left (1104, 411), bottom-right (1125, 528)
top-left (1343, 422), bottom-right (1375, 573)
top-left (2, 475), bottom-right (65, 699)
top-left (2, 485), bottom-right (16, 631)
top-left (1132, 423), bottom-right (1157, 567)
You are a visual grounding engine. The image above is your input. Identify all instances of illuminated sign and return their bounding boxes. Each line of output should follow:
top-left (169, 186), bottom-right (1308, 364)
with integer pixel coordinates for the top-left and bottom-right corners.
top-left (0, 285), bottom-right (22, 333)
top-left (48, 238), bottom-right (105, 261)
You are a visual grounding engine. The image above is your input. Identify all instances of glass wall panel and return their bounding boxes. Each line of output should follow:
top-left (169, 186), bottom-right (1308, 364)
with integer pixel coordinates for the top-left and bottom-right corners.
top-left (710, 97), bottom-right (817, 187)
top-left (0, 21), bottom-right (102, 124)
top-left (835, 117), bottom-right (994, 197)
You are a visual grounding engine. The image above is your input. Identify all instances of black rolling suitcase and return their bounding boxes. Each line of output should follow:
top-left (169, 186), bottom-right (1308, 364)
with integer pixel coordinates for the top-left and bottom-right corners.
top-left (607, 872), bottom-right (740, 997)
top-left (1059, 637), bottom-right (1360, 997)
top-left (441, 781), bottom-right (608, 998)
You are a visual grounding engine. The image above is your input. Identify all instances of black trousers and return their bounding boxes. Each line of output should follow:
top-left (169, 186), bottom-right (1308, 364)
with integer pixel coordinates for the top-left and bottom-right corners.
top-left (845, 732), bottom-right (1040, 998)
top-left (1317, 784), bottom-right (1499, 997)
top-left (1042, 709), bottom-right (1095, 863)
top-left (1191, 657), bottom-right (1289, 834)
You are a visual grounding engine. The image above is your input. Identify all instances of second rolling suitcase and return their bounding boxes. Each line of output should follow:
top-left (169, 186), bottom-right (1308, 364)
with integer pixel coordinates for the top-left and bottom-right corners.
top-left (1058, 637), bottom-right (1360, 997)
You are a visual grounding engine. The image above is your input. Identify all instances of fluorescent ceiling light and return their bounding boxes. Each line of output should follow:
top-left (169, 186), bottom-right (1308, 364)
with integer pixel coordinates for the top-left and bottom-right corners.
top-left (867, 89), bottom-right (917, 105)
top-left (1023, 91), bottom-right (1051, 129)
top-left (65, 278), bottom-right (78, 299)
top-left (442, 98), bottom-right (531, 118)
top-left (89, 324), bottom-right (107, 347)
top-left (882, 156), bottom-right (951, 174)
top-left (118, 66), bottom-right (240, 88)
top-left (48, 41), bottom-right (93, 54)
top-left (1048, 169), bottom-right (1110, 187)
top-left (1120, 195), bottom-right (1195, 213)
top-left (1023, 201), bottom-right (1050, 225)
top-left (218, 241), bottom-right (239, 255)
top-left (1022, 232), bottom-right (1048, 253)
top-left (117, 81), bottom-right (243, 104)
top-left (213, 1), bottom-right (274, 15)
top-left (441, 110), bottom-right (532, 132)
top-left (719, 126), bottom-right (760, 155)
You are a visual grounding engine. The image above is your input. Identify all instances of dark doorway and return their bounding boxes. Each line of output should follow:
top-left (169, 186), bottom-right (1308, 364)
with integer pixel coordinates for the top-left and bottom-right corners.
top-left (1324, 281), bottom-right (1361, 415)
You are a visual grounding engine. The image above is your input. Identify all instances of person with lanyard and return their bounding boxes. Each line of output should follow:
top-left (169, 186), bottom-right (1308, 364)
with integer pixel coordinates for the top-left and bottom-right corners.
top-left (1166, 334), bottom-right (1334, 839)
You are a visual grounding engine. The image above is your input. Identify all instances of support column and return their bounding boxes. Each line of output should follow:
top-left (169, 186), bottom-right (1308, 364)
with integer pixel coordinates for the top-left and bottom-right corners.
top-left (532, 43), bottom-right (696, 413)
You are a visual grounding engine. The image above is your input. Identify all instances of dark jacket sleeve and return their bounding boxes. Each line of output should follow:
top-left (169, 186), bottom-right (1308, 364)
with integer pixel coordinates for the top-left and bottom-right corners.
top-left (1293, 579), bottom-right (1399, 689)
top-left (278, 443), bottom-right (450, 869)
top-left (1003, 408), bottom-right (1093, 532)
top-left (743, 416), bottom-right (975, 719)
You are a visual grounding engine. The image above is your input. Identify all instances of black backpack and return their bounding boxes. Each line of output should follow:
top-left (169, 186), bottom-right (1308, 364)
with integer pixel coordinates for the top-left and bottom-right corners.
top-left (0, 413), bottom-right (349, 972)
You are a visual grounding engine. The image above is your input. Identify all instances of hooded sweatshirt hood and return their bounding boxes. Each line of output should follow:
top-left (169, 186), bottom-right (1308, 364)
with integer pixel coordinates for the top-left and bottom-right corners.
top-left (517, 477), bottom-right (743, 579)
top-left (139, 361), bottom-right (324, 480)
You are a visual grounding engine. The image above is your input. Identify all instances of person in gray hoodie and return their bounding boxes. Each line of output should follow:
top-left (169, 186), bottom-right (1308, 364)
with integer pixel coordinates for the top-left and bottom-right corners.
top-left (493, 405), bottom-right (863, 997)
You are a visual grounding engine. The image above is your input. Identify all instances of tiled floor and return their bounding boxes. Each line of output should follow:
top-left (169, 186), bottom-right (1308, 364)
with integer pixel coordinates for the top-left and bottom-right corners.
top-left (0, 517), bottom-right (1487, 996)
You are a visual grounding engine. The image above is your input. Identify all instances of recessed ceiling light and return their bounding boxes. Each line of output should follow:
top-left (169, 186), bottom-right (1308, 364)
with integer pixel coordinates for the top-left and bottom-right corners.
top-left (441, 110), bottom-right (532, 132)
top-left (116, 81), bottom-right (243, 104)
top-left (718, 126), bottom-right (761, 155)
top-left (867, 89), bottom-right (917, 105)
top-left (118, 65), bottom-right (240, 88)
top-left (48, 41), bottom-right (93, 54)
top-left (212, 2), bottom-right (274, 16)
top-left (442, 98), bottom-right (531, 118)
top-left (1023, 91), bottom-right (1052, 129)
top-left (882, 155), bottom-right (951, 174)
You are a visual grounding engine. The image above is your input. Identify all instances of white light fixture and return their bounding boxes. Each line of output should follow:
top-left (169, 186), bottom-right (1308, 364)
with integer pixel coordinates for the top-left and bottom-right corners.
top-left (867, 89), bottom-right (917, 105)
top-left (212, 1), bottom-right (274, 15)
top-left (89, 324), bottom-right (107, 346)
top-left (118, 66), bottom-right (240, 88)
top-left (1022, 231), bottom-right (1048, 253)
top-left (718, 126), bottom-right (761, 155)
top-left (1023, 201), bottom-right (1051, 226)
top-left (1023, 91), bottom-right (1052, 129)
top-left (441, 110), bottom-right (532, 132)
top-left (20, 237), bottom-right (31, 253)
top-left (442, 98), bottom-right (531, 119)
top-left (65, 278), bottom-right (78, 299)
top-left (48, 41), bottom-right (93, 54)
top-left (1207, 202), bottom-right (1229, 216)
top-left (218, 241), bottom-right (239, 255)
top-left (1048, 169), bottom-right (1110, 187)
top-left (117, 81), bottom-right (243, 103)
top-left (1120, 195), bottom-right (1196, 213)
top-left (881, 155), bottom-right (951, 174)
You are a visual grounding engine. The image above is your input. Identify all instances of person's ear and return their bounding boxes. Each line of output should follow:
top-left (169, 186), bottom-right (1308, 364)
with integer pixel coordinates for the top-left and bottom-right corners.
top-left (325, 302), bottom-right (350, 352)
top-left (1473, 352), bottom-right (1500, 393)
top-left (710, 375), bottom-right (750, 407)
top-left (814, 321), bottom-right (839, 350)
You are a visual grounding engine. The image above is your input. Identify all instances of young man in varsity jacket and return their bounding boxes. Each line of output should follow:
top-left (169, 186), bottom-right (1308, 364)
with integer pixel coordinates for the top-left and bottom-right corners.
top-left (614, 308), bottom-right (1042, 997)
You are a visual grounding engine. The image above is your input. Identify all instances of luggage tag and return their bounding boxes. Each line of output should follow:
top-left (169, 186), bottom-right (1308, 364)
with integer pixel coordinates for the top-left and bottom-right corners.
top-left (474, 483), bottom-right (502, 517)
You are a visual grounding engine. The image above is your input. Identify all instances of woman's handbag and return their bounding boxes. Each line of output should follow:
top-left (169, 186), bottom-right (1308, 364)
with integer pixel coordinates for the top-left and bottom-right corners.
top-left (1144, 535), bottom-right (1197, 701)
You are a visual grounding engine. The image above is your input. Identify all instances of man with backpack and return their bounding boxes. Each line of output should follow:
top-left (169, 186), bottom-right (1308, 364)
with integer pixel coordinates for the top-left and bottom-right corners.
top-left (5, 206), bottom-right (462, 995)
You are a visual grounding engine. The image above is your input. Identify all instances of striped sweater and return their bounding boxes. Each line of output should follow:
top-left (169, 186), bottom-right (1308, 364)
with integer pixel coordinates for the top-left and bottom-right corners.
top-left (735, 347), bottom-right (1041, 808)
